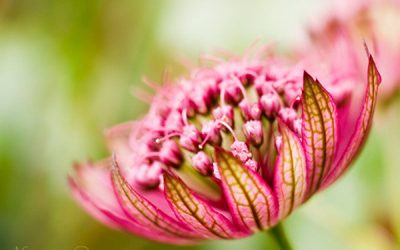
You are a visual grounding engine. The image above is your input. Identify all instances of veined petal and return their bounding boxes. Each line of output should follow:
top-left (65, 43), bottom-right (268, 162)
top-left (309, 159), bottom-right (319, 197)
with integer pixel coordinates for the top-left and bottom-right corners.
top-left (68, 175), bottom-right (122, 230)
top-left (274, 121), bottom-right (307, 220)
top-left (164, 173), bottom-right (245, 239)
top-left (70, 161), bottom-right (131, 227)
top-left (69, 177), bottom-right (196, 245)
top-left (323, 56), bottom-right (381, 188)
top-left (111, 160), bottom-right (201, 240)
top-left (215, 148), bottom-right (278, 232)
top-left (302, 72), bottom-right (338, 195)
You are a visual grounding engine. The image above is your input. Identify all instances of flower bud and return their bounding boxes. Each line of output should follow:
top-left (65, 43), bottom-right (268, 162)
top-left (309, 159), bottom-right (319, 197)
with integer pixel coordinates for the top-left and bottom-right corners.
top-left (141, 132), bottom-right (163, 152)
top-left (239, 100), bottom-right (262, 121)
top-left (254, 77), bottom-right (274, 96)
top-left (222, 80), bottom-right (243, 104)
top-left (179, 125), bottom-right (202, 152)
top-left (135, 162), bottom-right (163, 188)
top-left (283, 84), bottom-right (301, 106)
top-left (164, 111), bottom-right (183, 132)
top-left (190, 87), bottom-right (211, 114)
top-left (239, 72), bottom-right (256, 86)
top-left (260, 92), bottom-right (281, 118)
top-left (272, 79), bottom-right (286, 94)
top-left (243, 120), bottom-right (264, 147)
top-left (192, 151), bottom-right (213, 176)
top-left (231, 141), bottom-right (252, 162)
top-left (212, 106), bottom-right (234, 128)
top-left (174, 92), bottom-right (196, 117)
top-left (201, 120), bottom-right (222, 146)
top-left (202, 78), bottom-right (219, 99)
top-left (159, 140), bottom-right (182, 167)
top-left (279, 107), bottom-right (297, 126)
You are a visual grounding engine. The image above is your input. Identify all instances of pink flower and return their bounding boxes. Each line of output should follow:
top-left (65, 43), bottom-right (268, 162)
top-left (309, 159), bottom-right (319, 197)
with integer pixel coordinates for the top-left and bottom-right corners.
top-left (301, 0), bottom-right (400, 101)
top-left (69, 51), bottom-right (381, 244)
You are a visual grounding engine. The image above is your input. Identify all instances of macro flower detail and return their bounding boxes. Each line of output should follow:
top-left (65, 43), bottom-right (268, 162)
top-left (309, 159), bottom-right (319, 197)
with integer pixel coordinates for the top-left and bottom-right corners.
top-left (274, 122), bottom-right (306, 219)
top-left (69, 51), bottom-right (381, 244)
top-left (302, 73), bottom-right (337, 195)
top-left (215, 147), bottom-right (277, 232)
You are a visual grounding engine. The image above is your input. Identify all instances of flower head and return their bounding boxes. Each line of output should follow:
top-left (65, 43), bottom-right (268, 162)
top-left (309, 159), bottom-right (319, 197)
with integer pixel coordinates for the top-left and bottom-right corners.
top-left (69, 50), bottom-right (381, 244)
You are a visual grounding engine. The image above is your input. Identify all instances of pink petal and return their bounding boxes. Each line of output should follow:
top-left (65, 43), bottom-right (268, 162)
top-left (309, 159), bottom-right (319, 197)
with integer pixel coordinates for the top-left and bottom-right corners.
top-left (107, 123), bottom-right (181, 216)
top-left (274, 121), bottom-right (307, 220)
top-left (68, 175), bottom-right (122, 229)
top-left (301, 73), bottom-right (338, 195)
top-left (215, 148), bottom-right (278, 232)
top-left (322, 56), bottom-right (381, 188)
top-left (163, 173), bottom-right (246, 239)
top-left (111, 160), bottom-right (202, 240)
top-left (69, 163), bottom-right (196, 244)
top-left (99, 208), bottom-right (197, 245)
top-left (71, 161), bottom-right (128, 223)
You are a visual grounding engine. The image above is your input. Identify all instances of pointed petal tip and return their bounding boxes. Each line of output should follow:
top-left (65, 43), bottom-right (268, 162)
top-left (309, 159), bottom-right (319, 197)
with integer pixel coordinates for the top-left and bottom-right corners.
top-left (368, 55), bottom-right (382, 85)
top-left (303, 71), bottom-right (326, 90)
top-left (301, 72), bottom-right (338, 195)
top-left (322, 53), bottom-right (381, 189)
top-left (303, 71), bottom-right (313, 81)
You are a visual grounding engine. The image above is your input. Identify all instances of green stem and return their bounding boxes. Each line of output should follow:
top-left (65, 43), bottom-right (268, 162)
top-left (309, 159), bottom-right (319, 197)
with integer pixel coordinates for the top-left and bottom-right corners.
top-left (269, 223), bottom-right (293, 250)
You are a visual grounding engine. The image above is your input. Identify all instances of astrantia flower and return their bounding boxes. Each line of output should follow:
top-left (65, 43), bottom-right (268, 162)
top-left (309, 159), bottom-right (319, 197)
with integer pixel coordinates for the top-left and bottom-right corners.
top-left (69, 51), bottom-right (381, 244)
top-left (302, 0), bottom-right (398, 100)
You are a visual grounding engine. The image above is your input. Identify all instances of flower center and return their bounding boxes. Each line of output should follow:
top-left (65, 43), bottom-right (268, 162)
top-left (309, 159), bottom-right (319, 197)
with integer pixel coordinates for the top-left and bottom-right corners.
top-left (130, 59), bottom-right (305, 189)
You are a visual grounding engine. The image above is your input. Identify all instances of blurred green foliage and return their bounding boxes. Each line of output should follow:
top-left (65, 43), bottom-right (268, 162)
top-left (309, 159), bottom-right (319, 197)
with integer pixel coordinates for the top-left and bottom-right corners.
top-left (0, 0), bottom-right (398, 249)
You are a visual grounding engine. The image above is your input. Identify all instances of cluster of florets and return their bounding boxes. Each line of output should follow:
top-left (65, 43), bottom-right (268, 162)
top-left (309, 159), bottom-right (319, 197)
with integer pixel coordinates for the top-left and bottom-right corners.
top-left (126, 57), bottom-right (308, 189)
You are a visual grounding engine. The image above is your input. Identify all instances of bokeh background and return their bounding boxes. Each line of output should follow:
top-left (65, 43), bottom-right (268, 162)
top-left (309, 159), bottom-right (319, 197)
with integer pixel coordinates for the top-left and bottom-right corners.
top-left (1, 0), bottom-right (399, 249)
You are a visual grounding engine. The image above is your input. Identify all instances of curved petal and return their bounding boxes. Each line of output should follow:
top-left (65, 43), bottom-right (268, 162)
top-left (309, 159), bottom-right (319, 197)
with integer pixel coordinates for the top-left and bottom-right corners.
top-left (322, 55), bottom-right (381, 188)
top-left (163, 173), bottom-right (246, 239)
top-left (274, 121), bottom-right (307, 220)
top-left (107, 123), bottom-right (181, 216)
top-left (69, 162), bottom-right (198, 244)
top-left (302, 72), bottom-right (338, 195)
top-left (111, 159), bottom-right (202, 240)
top-left (69, 176), bottom-right (195, 244)
top-left (215, 148), bottom-right (278, 232)
top-left (70, 161), bottom-right (128, 223)
top-left (68, 174), bottom-right (122, 230)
